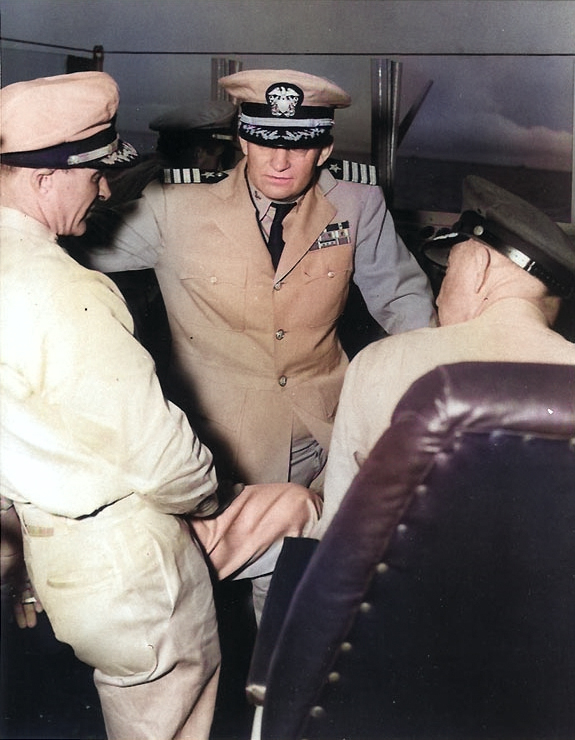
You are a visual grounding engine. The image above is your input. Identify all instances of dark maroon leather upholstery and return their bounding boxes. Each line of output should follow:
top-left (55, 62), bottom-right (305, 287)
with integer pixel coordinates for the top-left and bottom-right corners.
top-left (254, 362), bottom-right (575, 740)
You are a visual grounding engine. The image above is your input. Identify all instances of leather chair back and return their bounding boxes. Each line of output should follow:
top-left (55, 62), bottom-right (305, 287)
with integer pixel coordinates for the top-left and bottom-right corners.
top-left (255, 362), bottom-right (575, 740)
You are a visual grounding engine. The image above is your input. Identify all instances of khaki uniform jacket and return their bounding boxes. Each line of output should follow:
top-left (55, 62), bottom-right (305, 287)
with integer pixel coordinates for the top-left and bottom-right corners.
top-left (90, 159), bottom-right (434, 483)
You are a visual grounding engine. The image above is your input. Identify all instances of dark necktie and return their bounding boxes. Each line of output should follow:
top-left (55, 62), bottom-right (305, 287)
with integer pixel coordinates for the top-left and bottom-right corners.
top-left (267, 202), bottom-right (296, 270)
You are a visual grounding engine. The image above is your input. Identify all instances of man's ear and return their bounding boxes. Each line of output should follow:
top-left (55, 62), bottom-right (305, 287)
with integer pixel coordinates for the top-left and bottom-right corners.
top-left (239, 137), bottom-right (249, 157)
top-left (472, 242), bottom-right (492, 294)
top-left (317, 142), bottom-right (334, 167)
top-left (33, 169), bottom-right (56, 195)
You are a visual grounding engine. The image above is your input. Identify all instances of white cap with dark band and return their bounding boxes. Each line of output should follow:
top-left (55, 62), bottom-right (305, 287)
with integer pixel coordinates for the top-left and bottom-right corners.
top-left (219, 69), bottom-right (351, 149)
top-left (0, 71), bottom-right (139, 170)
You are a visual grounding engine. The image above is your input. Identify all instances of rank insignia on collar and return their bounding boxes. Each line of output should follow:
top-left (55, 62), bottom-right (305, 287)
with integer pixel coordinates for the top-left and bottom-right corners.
top-left (163, 168), bottom-right (229, 184)
top-left (310, 221), bottom-right (351, 250)
top-left (324, 158), bottom-right (378, 186)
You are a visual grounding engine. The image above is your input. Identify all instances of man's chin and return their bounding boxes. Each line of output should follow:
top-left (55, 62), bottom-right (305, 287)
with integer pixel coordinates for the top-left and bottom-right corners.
top-left (260, 178), bottom-right (299, 202)
top-left (263, 189), bottom-right (299, 203)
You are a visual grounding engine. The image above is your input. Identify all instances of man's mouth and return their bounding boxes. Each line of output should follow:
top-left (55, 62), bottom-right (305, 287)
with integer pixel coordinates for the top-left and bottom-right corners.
top-left (267, 174), bottom-right (291, 183)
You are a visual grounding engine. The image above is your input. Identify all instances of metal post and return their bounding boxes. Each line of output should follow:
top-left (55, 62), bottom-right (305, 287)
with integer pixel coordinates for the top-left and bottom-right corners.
top-left (211, 58), bottom-right (243, 101)
top-left (92, 45), bottom-right (104, 71)
top-left (371, 58), bottom-right (402, 206)
top-left (571, 57), bottom-right (575, 225)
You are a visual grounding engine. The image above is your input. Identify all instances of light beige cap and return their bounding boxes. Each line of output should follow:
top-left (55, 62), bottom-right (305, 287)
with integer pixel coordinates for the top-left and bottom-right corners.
top-left (220, 69), bottom-right (351, 109)
top-left (0, 71), bottom-right (138, 168)
top-left (219, 68), bottom-right (350, 149)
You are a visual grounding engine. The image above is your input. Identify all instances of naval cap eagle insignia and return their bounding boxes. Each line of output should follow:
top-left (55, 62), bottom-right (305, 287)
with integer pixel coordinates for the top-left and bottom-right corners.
top-left (266, 83), bottom-right (303, 117)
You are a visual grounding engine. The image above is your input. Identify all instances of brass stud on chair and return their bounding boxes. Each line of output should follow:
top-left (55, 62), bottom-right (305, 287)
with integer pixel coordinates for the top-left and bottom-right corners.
top-left (309, 705), bottom-right (326, 719)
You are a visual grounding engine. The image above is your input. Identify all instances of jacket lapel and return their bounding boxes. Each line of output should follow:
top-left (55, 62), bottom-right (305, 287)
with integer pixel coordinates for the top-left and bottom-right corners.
top-left (276, 180), bottom-right (336, 279)
top-left (212, 161), bottom-right (338, 280)
top-left (212, 160), bottom-right (276, 275)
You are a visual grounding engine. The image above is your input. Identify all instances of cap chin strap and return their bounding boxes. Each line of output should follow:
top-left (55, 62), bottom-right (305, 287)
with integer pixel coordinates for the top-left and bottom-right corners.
top-left (0, 124), bottom-right (118, 169)
top-left (66, 136), bottom-right (119, 166)
top-left (458, 211), bottom-right (574, 298)
top-left (240, 113), bottom-right (334, 129)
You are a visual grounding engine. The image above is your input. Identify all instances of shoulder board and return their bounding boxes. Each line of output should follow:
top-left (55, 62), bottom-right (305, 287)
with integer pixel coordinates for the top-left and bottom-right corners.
top-left (162, 168), bottom-right (229, 185)
top-left (323, 158), bottom-right (379, 186)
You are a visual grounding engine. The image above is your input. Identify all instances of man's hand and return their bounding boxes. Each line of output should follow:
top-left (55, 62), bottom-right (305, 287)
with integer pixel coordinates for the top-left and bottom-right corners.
top-left (0, 498), bottom-right (43, 627)
top-left (192, 481), bottom-right (245, 519)
top-left (12, 575), bottom-right (44, 629)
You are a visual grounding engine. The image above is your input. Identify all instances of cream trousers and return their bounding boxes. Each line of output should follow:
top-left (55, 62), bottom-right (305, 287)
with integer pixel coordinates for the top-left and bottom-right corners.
top-left (16, 482), bottom-right (321, 740)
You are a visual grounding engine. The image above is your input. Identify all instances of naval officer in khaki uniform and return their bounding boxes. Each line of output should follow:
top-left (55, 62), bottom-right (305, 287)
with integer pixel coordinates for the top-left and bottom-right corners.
top-left (88, 69), bottom-right (436, 487)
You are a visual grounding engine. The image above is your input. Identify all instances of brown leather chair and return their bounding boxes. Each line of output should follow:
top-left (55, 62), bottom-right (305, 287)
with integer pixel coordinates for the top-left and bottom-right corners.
top-left (247, 362), bottom-right (575, 740)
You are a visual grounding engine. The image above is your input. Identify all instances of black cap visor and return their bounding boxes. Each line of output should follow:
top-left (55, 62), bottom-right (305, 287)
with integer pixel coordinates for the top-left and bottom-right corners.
top-left (1, 122), bottom-right (139, 170)
top-left (422, 230), bottom-right (469, 270)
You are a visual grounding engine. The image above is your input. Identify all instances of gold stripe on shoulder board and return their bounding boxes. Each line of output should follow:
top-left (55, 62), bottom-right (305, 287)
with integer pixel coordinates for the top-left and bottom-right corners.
top-left (163, 168), bottom-right (229, 184)
top-left (324, 159), bottom-right (378, 186)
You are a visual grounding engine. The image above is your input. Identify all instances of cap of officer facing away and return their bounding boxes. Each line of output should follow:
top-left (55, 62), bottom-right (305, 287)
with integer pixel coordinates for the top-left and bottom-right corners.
top-left (423, 175), bottom-right (575, 298)
top-left (149, 99), bottom-right (237, 138)
top-left (0, 71), bottom-right (139, 169)
top-left (149, 100), bottom-right (238, 168)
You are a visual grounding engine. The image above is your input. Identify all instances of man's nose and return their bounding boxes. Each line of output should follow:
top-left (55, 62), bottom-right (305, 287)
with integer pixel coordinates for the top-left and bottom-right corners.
top-left (270, 148), bottom-right (290, 171)
top-left (98, 176), bottom-right (112, 201)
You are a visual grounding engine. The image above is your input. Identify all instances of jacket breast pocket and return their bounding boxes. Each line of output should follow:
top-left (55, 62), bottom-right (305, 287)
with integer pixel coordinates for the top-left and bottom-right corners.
top-left (299, 244), bottom-right (353, 328)
top-left (179, 259), bottom-right (248, 332)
